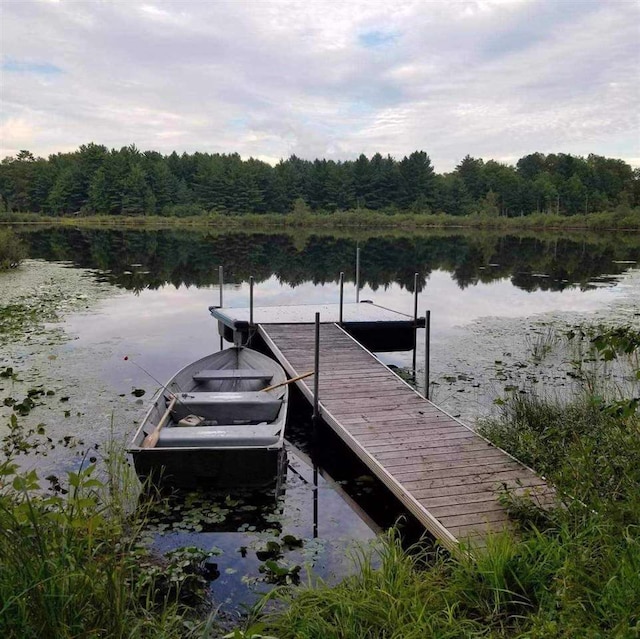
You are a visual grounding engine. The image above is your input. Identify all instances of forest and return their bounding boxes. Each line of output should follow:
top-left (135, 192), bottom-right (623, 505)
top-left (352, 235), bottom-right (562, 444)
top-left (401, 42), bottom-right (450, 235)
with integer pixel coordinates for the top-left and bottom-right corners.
top-left (1, 144), bottom-right (638, 218)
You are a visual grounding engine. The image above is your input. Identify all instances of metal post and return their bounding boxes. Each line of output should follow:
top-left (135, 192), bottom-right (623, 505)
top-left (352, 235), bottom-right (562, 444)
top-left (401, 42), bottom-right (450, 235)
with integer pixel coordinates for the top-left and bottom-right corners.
top-left (219, 265), bottom-right (224, 350)
top-left (218, 265), bottom-right (224, 307)
top-left (424, 310), bottom-right (431, 400)
top-left (313, 464), bottom-right (318, 539)
top-left (249, 276), bottom-right (254, 326)
top-left (412, 272), bottom-right (419, 375)
top-left (313, 312), bottom-right (320, 425)
top-left (355, 246), bottom-right (360, 303)
top-left (339, 271), bottom-right (344, 325)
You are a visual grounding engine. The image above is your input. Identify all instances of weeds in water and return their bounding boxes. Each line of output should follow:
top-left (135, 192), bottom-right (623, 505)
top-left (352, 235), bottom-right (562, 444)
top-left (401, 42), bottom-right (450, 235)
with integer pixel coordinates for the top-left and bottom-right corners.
top-left (0, 429), bottom-right (217, 638)
top-left (0, 228), bottom-right (26, 270)
top-left (525, 325), bottom-right (559, 363)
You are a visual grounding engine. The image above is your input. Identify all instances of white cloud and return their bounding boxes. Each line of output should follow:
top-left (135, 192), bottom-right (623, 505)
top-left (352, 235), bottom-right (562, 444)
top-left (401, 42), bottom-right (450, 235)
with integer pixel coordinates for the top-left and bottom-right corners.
top-left (0, 0), bottom-right (638, 169)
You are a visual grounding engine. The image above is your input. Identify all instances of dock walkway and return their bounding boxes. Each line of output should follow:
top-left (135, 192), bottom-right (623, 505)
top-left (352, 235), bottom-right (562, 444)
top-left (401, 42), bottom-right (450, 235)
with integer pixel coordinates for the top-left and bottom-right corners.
top-left (259, 322), bottom-right (554, 550)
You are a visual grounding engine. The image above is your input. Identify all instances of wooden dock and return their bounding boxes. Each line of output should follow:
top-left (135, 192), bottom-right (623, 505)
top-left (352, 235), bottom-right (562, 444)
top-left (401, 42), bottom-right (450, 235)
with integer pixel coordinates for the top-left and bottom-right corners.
top-left (210, 302), bottom-right (423, 352)
top-left (259, 322), bottom-right (555, 550)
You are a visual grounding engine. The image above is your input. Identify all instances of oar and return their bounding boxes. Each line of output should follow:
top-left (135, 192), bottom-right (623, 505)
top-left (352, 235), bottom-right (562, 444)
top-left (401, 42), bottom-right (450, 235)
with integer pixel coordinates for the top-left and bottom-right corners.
top-left (142, 395), bottom-right (177, 449)
top-left (261, 371), bottom-right (314, 393)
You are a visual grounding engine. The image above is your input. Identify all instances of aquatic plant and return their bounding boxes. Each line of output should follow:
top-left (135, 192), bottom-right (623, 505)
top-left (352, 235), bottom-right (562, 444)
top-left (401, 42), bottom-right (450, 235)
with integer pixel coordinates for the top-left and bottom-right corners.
top-left (0, 228), bottom-right (26, 269)
top-left (0, 431), bottom-right (216, 638)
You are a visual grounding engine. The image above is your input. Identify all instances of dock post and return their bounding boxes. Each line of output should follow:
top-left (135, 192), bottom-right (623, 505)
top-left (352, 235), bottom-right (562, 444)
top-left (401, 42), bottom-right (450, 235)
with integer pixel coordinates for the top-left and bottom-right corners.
top-left (249, 276), bottom-right (254, 327)
top-left (219, 265), bottom-right (224, 350)
top-left (355, 246), bottom-right (360, 303)
top-left (412, 272), bottom-right (419, 375)
top-left (313, 312), bottom-right (320, 426)
top-left (339, 272), bottom-right (344, 325)
top-left (424, 310), bottom-right (431, 400)
top-left (219, 265), bottom-right (224, 307)
top-left (313, 464), bottom-right (319, 539)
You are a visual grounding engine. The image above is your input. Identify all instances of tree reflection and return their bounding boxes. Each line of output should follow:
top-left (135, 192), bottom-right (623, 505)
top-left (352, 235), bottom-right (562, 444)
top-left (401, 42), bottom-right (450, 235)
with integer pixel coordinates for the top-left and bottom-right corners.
top-left (19, 228), bottom-right (640, 294)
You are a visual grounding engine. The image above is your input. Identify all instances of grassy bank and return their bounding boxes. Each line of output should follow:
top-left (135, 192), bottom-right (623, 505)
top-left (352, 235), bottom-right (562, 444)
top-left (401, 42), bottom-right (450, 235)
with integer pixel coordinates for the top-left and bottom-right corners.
top-left (236, 327), bottom-right (640, 638)
top-left (0, 433), bottom-right (219, 638)
top-left (2, 207), bottom-right (639, 232)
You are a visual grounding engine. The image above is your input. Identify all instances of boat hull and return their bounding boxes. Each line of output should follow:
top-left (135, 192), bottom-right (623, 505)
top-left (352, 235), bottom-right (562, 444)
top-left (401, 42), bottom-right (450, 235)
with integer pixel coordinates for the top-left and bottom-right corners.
top-left (132, 446), bottom-right (286, 489)
top-left (128, 346), bottom-right (288, 488)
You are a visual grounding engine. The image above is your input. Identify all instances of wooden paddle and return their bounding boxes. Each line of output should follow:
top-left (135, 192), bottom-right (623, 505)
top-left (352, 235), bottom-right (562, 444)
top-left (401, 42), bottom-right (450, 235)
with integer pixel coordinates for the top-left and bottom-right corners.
top-left (261, 371), bottom-right (314, 393)
top-left (142, 395), bottom-right (177, 449)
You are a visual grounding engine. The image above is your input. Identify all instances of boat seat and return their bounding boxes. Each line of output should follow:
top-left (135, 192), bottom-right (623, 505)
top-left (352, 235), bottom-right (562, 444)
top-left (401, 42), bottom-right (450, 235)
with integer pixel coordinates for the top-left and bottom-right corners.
top-left (173, 391), bottom-right (282, 423)
top-left (157, 424), bottom-right (281, 448)
top-left (192, 369), bottom-right (274, 382)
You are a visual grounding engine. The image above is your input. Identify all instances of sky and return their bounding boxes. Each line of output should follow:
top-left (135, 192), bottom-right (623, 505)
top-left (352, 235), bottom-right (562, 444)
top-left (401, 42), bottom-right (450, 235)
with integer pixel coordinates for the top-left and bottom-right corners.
top-left (1, 0), bottom-right (639, 172)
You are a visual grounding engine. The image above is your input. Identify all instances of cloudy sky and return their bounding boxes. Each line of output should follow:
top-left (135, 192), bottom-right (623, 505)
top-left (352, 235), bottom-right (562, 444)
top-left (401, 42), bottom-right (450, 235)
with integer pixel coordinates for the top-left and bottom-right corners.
top-left (1, 0), bottom-right (638, 171)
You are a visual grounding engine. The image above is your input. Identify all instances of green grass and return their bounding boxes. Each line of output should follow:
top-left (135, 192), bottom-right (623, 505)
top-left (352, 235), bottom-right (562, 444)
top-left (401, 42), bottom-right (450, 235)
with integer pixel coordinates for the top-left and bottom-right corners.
top-left (234, 326), bottom-right (640, 639)
top-left (3, 207), bottom-right (640, 232)
top-left (0, 438), bottom-right (215, 639)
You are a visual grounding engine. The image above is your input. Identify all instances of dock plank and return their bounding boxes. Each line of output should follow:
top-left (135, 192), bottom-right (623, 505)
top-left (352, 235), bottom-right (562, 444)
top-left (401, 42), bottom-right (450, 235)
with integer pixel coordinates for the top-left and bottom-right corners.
top-left (259, 322), bottom-right (553, 550)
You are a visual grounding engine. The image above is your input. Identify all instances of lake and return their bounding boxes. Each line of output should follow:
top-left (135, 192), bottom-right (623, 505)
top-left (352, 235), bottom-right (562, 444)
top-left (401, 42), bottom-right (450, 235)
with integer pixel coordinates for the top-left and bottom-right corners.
top-left (2, 225), bottom-right (639, 618)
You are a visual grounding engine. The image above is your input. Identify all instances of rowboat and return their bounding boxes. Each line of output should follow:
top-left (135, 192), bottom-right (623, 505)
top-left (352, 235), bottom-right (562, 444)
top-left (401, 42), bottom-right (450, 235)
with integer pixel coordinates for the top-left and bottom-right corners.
top-left (128, 347), bottom-right (289, 488)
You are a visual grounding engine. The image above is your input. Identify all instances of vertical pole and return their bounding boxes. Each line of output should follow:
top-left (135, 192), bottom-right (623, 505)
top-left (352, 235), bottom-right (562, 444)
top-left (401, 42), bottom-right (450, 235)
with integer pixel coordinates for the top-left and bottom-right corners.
top-left (219, 265), bottom-right (224, 350)
top-left (313, 463), bottom-right (318, 539)
top-left (424, 310), bottom-right (431, 400)
top-left (355, 246), bottom-right (360, 303)
top-left (313, 312), bottom-right (320, 425)
top-left (339, 271), bottom-right (344, 325)
top-left (412, 272), bottom-right (419, 375)
top-left (219, 265), bottom-right (224, 307)
top-left (249, 276), bottom-right (254, 327)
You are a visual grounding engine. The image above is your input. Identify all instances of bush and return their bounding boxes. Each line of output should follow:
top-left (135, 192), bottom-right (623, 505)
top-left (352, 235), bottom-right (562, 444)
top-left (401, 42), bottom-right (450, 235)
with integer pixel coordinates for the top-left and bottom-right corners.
top-left (0, 228), bottom-right (27, 269)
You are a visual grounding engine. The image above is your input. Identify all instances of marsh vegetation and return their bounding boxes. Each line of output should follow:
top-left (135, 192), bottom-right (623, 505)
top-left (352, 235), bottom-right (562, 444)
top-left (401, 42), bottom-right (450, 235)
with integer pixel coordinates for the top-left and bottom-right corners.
top-left (0, 228), bottom-right (26, 270)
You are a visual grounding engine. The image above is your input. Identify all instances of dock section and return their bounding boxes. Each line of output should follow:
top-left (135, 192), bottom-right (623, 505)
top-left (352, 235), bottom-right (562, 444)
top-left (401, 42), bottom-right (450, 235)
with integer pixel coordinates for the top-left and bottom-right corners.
top-left (211, 302), bottom-right (424, 351)
top-left (259, 322), bottom-right (555, 550)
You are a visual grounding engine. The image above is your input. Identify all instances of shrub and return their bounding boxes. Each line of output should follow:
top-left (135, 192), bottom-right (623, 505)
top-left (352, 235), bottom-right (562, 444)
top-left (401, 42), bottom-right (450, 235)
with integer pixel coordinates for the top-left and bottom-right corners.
top-left (0, 228), bottom-right (27, 269)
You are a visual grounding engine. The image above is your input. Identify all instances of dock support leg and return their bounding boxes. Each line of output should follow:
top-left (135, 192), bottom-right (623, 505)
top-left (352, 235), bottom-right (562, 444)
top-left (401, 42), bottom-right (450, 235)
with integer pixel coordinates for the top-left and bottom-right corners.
top-left (412, 272), bottom-right (419, 376)
top-left (219, 265), bottom-right (224, 351)
top-left (313, 464), bottom-right (319, 539)
top-left (424, 310), bottom-right (431, 400)
top-left (313, 312), bottom-right (320, 427)
top-left (219, 265), bottom-right (224, 307)
top-left (355, 246), bottom-right (360, 303)
top-left (249, 275), bottom-right (254, 327)
top-left (339, 272), bottom-right (344, 325)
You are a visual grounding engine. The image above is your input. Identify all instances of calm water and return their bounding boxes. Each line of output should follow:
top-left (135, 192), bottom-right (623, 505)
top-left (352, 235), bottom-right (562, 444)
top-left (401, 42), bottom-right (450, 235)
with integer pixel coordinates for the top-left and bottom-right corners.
top-left (3, 226), bottom-right (640, 618)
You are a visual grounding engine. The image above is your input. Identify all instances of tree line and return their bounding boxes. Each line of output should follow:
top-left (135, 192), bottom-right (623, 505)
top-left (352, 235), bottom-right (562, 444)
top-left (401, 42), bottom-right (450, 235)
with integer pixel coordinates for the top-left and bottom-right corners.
top-left (1, 144), bottom-right (638, 217)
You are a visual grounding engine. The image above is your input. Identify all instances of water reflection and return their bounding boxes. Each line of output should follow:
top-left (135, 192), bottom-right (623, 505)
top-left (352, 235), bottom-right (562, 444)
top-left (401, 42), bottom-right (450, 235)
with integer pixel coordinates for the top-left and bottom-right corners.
top-left (19, 227), bottom-right (640, 293)
top-left (144, 438), bottom-right (380, 615)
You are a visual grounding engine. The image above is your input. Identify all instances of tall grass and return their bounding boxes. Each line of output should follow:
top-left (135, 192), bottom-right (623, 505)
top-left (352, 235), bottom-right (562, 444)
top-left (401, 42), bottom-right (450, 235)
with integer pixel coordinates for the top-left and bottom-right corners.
top-left (237, 326), bottom-right (640, 638)
top-left (0, 440), bottom-right (212, 638)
